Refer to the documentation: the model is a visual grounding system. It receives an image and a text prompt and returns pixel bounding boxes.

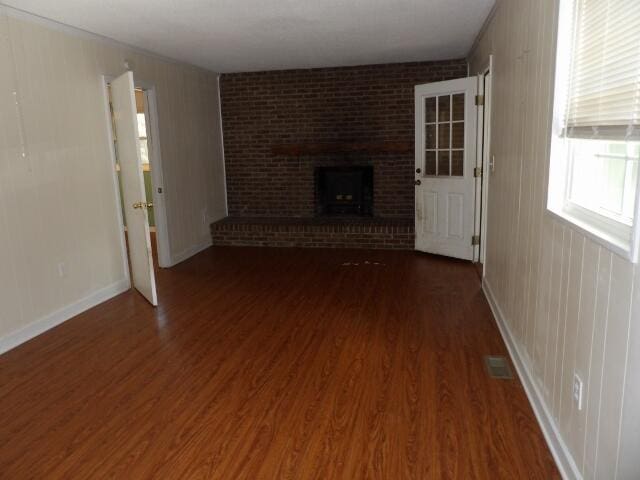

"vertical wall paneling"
[469,0,640,477]
[583,251,612,478]
[553,229,572,418]
[616,269,639,479]
[595,256,633,479]
[559,234,585,436]
[569,239,599,468]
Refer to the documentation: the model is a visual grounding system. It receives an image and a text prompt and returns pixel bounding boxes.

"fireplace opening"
[315,166,373,216]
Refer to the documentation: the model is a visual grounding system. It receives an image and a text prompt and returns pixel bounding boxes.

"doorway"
[104,72,168,305]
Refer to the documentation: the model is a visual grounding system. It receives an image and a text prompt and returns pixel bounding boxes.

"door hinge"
[474,167,482,178]
[472,235,480,246]
[475,94,484,106]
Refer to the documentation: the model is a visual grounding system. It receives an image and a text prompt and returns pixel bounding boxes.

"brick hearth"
[210,217,414,250]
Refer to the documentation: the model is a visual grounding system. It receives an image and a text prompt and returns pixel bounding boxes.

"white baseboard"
[169,238,212,266]
[0,278,130,355]
[482,278,582,480]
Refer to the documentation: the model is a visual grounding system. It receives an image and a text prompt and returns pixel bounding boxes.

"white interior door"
[111,71,157,305]
[414,77,478,260]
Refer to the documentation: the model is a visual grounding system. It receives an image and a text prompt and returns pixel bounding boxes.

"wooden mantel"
[271,141,412,156]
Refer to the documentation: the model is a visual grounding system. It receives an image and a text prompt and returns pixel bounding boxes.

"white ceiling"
[4,0,494,73]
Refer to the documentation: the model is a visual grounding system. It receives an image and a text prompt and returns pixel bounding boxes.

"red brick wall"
[220,60,468,218]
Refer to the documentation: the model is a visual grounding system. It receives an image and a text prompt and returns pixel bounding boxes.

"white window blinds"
[563,0,640,140]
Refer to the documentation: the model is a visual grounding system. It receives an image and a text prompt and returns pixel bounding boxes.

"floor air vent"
[484,355,513,379]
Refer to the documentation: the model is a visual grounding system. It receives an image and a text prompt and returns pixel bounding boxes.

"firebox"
[315,166,373,216]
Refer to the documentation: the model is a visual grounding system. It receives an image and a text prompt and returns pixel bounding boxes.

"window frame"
[547,0,640,263]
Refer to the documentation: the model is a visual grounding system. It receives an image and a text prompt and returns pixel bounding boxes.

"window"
[423,93,465,176]
[137,112,149,165]
[548,0,640,261]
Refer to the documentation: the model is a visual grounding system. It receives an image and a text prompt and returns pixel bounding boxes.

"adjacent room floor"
[0,247,559,479]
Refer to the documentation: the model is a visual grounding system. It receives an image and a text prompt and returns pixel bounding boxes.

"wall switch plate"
[573,373,583,411]
[57,262,66,278]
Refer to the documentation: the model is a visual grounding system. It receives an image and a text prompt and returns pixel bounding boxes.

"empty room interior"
[1,0,639,479]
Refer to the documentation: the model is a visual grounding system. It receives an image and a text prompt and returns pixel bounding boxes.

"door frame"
[473,56,493,272]
[101,74,171,270]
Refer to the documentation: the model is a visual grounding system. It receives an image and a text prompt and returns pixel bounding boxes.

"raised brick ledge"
[210,217,415,250]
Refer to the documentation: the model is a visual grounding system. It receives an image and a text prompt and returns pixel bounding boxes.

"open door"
[111,71,158,305]
[476,63,492,268]
[414,77,478,260]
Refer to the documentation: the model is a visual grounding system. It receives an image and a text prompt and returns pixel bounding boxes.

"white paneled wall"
[0,9,226,349]
[469,1,639,479]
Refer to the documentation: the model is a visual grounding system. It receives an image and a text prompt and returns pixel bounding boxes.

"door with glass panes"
[414,77,477,259]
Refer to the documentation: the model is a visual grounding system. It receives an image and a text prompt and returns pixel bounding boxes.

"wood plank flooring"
[0,247,559,479]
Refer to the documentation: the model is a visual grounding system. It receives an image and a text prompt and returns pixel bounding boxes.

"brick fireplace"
[211,59,468,249]
[315,165,373,216]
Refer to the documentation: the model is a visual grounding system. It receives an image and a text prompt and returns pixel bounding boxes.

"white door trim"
[480,60,492,268]
[473,55,493,272]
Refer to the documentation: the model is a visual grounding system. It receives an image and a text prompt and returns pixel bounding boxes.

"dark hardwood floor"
[0,247,559,479]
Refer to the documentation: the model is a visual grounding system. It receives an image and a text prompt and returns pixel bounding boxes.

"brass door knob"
[414,179,421,186]
[416,167,421,173]
[132,202,153,209]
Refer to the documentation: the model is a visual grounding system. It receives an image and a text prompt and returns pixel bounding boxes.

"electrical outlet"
[201,209,207,225]
[573,373,583,410]
[57,262,66,278]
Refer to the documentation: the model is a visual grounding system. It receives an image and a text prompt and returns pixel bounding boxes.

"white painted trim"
[482,278,583,480]
[631,153,640,263]
[217,74,229,217]
[480,58,492,270]
[101,75,132,290]
[0,279,129,355]
[169,239,212,266]
[547,208,632,262]
[0,3,216,75]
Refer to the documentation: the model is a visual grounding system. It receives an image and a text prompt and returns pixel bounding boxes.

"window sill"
[546,206,637,262]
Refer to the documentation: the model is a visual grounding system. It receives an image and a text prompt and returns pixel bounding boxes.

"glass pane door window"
[424,93,465,176]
